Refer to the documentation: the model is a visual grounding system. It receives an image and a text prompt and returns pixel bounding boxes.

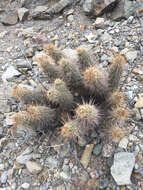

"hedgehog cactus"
[12,44,129,143]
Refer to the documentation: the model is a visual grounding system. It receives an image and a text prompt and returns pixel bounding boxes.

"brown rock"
[80,143,94,168]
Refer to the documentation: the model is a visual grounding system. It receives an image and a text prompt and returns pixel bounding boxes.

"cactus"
[12,44,129,144]
[76,47,92,70]
[60,58,83,89]
[83,66,109,99]
[35,53,62,81]
[75,102,100,129]
[108,54,126,91]
[12,87,48,105]
[46,79,74,111]
[61,120,79,140]
[12,106,57,129]
[109,125,125,143]
[44,43,64,63]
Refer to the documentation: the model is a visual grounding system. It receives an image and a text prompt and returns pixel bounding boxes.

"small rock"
[17,8,29,21]
[111,152,135,185]
[100,32,112,42]
[135,97,143,109]
[129,134,138,142]
[84,30,97,43]
[119,137,129,149]
[2,66,21,82]
[81,144,94,168]
[16,147,33,164]
[94,17,106,29]
[83,0,94,15]
[19,27,34,38]
[5,114,14,126]
[25,47,34,57]
[0,164,4,170]
[125,51,138,61]
[0,31,7,38]
[0,171,8,184]
[60,171,71,181]
[99,178,109,189]
[21,183,30,189]
[102,144,114,157]
[67,15,74,22]
[40,182,50,190]
[46,157,59,169]
[26,161,42,174]
[1,13,18,25]
[93,143,103,156]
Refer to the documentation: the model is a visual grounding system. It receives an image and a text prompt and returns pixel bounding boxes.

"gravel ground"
[0,1,143,190]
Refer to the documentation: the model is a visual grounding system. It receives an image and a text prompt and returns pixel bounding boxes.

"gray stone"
[119,137,128,149]
[93,143,103,156]
[40,182,50,190]
[16,147,33,164]
[32,6,47,17]
[2,66,21,82]
[46,157,59,169]
[109,0,138,20]
[111,152,135,185]
[99,178,109,189]
[0,171,8,184]
[83,0,94,15]
[100,32,112,42]
[17,8,29,21]
[1,13,18,25]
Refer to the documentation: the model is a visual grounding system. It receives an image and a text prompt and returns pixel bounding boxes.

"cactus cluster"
[12,44,129,143]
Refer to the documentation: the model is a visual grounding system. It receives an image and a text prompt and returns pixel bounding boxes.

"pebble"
[99,178,109,189]
[119,137,129,149]
[26,161,42,174]
[60,172,71,181]
[21,183,30,189]
[93,143,103,156]
[0,171,8,184]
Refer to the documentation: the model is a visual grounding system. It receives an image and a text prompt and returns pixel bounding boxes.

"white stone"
[17,8,29,21]
[111,152,135,185]
[2,66,21,82]
[119,137,129,149]
[21,183,30,189]
[125,51,138,61]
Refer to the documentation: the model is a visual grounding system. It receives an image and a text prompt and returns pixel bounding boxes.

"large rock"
[108,0,138,20]
[1,13,18,25]
[83,0,118,16]
[111,152,135,185]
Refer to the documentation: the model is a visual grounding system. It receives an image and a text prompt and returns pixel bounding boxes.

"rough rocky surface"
[0,0,143,189]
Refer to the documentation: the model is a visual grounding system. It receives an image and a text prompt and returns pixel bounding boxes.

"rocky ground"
[0,0,143,190]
